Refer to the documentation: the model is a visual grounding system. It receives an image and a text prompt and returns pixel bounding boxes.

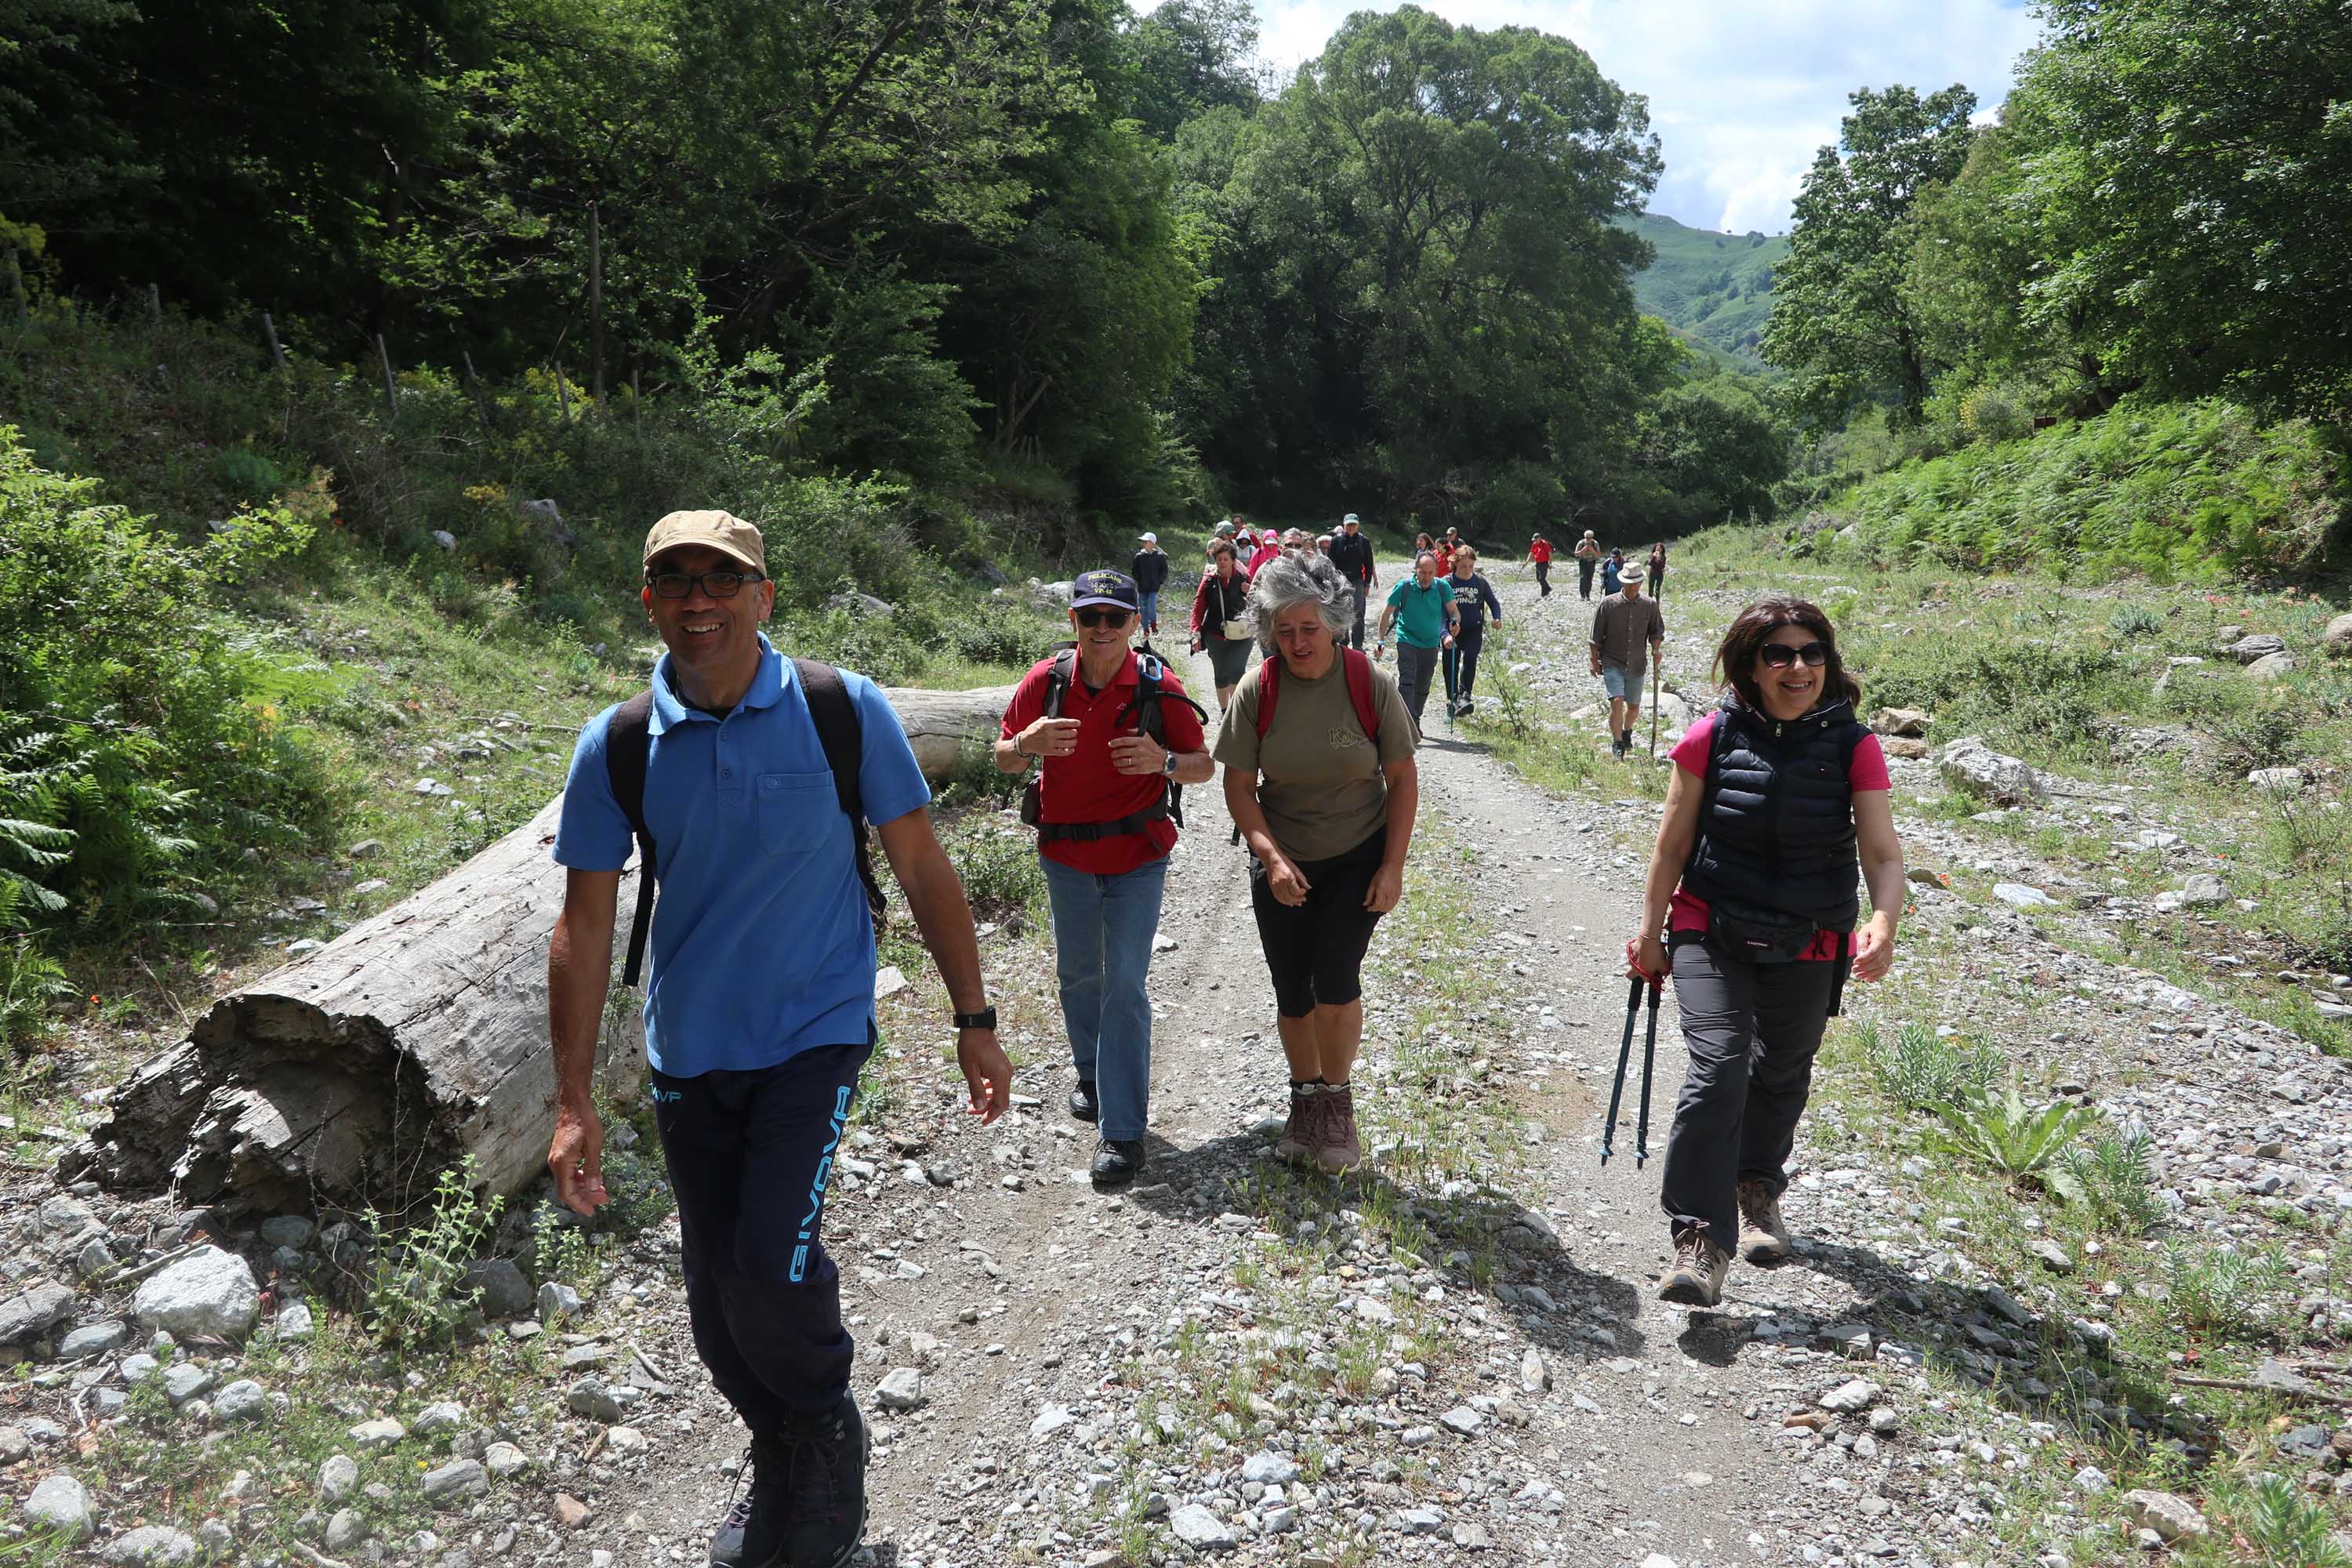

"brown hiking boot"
[1275,1084,1324,1168]
[1737,1179,1791,1264]
[1659,1225,1730,1307]
[1316,1083,1364,1175]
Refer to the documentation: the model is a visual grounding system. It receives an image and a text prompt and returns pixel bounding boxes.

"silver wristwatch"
[1161,750,1178,777]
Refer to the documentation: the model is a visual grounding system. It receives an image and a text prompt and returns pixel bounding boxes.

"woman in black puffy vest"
[1624,596,1906,1308]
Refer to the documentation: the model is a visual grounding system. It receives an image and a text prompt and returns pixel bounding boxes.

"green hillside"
[1623,212,1788,368]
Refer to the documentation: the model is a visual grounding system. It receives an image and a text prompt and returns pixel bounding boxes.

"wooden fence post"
[461,351,493,437]
[261,312,288,372]
[587,201,604,405]
[147,281,162,328]
[376,333,399,422]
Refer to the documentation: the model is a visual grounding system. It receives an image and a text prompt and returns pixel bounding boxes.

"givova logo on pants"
[792,1084,854,1283]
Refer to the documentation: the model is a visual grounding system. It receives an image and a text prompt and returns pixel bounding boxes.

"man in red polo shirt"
[995,570,1214,1185]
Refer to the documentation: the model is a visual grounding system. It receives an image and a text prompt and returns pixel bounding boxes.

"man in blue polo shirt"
[546,509,1012,1568]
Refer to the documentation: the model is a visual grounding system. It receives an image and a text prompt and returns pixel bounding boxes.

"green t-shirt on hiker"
[1385,577,1452,649]
[1214,659,1416,862]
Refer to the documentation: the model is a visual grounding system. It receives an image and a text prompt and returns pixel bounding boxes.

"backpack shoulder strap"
[1254,655,1281,739]
[793,658,887,936]
[1341,648,1381,746]
[603,691,658,987]
[1044,647,1076,719]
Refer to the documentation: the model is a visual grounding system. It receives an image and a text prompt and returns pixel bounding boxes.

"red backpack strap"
[1254,655,1280,740]
[1341,648,1381,746]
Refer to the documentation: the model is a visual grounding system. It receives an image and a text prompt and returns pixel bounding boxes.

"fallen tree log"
[64,683,1015,1217]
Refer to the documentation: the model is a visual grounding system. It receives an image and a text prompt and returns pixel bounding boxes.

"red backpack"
[1254,648,1381,746]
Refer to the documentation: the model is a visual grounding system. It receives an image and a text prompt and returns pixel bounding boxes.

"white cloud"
[1250,0,2044,233]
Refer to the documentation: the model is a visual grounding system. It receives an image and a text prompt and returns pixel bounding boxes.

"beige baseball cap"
[642,510,764,575]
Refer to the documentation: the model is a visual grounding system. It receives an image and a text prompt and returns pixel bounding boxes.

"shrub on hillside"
[1819,397,2343,579]
[0,427,332,940]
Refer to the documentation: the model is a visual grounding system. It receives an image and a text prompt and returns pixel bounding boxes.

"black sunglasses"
[648,569,762,600]
[1759,641,1829,669]
[1075,607,1133,629]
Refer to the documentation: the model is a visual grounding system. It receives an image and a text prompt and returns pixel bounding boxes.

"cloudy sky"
[1250,0,2044,234]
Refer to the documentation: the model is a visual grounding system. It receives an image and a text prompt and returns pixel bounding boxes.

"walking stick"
[1599,972,1663,1166]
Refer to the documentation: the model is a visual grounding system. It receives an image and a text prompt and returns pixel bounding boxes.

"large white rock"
[25,1472,94,1541]
[100,1526,200,1566]
[132,1247,260,1341]
[2122,1489,2209,1541]
[1935,736,2042,805]
[1168,1503,1236,1552]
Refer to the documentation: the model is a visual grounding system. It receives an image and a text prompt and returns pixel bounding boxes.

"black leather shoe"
[782,1395,869,1568]
[707,1430,789,1566]
[1090,1138,1146,1187]
[1069,1080,1098,1123]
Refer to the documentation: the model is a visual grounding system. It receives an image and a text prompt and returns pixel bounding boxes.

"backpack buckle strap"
[1033,797,1172,842]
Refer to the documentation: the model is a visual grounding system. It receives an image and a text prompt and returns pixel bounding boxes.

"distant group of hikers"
[543,506,1904,1568]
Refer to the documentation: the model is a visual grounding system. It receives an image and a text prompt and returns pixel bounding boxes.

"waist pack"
[1706,898,1819,963]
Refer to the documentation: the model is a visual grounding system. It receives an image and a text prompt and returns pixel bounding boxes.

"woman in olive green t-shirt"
[1214,552,1418,1178]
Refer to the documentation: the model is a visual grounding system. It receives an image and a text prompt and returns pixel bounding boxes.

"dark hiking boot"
[1069,1079,1098,1123]
[1091,1138,1146,1187]
[1275,1084,1324,1168]
[1737,1179,1791,1263]
[1316,1084,1364,1175]
[1659,1225,1730,1307]
[708,1430,789,1567]
[782,1394,869,1568]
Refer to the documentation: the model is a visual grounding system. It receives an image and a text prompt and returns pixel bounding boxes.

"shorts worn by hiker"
[1601,664,1635,702]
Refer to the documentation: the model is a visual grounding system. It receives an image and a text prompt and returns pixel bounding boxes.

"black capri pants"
[1207,635,1253,688]
[1250,830,1387,1017]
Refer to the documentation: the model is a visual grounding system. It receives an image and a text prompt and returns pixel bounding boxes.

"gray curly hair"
[1247,550,1354,656]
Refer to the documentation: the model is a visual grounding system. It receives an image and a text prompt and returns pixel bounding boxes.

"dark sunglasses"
[1759,641,1829,669]
[647,569,762,600]
[1075,608,1134,629]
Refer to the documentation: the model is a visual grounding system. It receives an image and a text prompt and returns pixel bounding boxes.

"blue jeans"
[1040,855,1169,1142]
[1139,590,1160,628]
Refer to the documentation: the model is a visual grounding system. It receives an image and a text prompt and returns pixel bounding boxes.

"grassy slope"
[1621,211,1788,368]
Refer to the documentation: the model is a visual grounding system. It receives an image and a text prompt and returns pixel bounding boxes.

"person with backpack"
[1326,513,1377,649]
[1573,530,1602,601]
[1527,533,1553,598]
[1131,532,1170,637]
[547,510,1012,1568]
[995,570,1213,1187]
[1589,561,1663,757]
[1624,596,1904,1307]
[1601,546,1624,597]
[1214,552,1417,1178]
[1439,546,1504,718]
[1374,550,1459,735]
[1189,540,1255,710]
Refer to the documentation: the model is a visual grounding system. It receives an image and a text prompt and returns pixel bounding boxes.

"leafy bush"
[2049,1127,2165,1234]
[0,884,70,1054]
[942,818,1046,927]
[1926,1082,2100,1184]
[1857,1020,2001,1112]
[0,427,335,940]
[208,445,285,501]
[365,1161,503,1347]
[2220,1471,2352,1568]
[1827,397,2343,580]
[2163,1243,2288,1338]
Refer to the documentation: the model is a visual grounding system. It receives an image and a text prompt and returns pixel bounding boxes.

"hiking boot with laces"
[782,1394,869,1568]
[707,1430,789,1567]
[1659,1225,1730,1307]
[1275,1083,1324,1168]
[1069,1078,1098,1123]
[1737,1178,1791,1264]
[1316,1083,1364,1175]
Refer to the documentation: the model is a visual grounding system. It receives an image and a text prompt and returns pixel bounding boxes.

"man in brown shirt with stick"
[1588,561,1663,758]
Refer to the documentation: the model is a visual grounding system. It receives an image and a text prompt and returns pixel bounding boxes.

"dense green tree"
[0,0,143,257]
[1123,0,1260,138]
[1631,375,1791,524]
[2019,0,2352,420]
[1762,85,1976,429]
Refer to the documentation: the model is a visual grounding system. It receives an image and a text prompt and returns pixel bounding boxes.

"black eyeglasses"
[1759,641,1829,669]
[648,569,762,600]
[1075,608,1134,629]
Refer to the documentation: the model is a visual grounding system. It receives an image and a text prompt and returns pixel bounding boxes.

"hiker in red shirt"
[997,570,1214,1187]
[1528,534,1554,597]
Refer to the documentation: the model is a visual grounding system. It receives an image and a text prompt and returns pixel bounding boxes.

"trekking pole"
[1635,974,1662,1167]
[1599,975,1642,1166]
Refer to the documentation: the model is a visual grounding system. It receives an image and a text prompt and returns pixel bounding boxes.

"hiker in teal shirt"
[1374,551,1458,735]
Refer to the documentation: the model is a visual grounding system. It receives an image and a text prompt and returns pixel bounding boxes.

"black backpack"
[1020,644,1210,841]
[604,659,885,988]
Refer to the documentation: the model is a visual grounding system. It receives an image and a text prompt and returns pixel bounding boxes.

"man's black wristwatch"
[953,1007,997,1031]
